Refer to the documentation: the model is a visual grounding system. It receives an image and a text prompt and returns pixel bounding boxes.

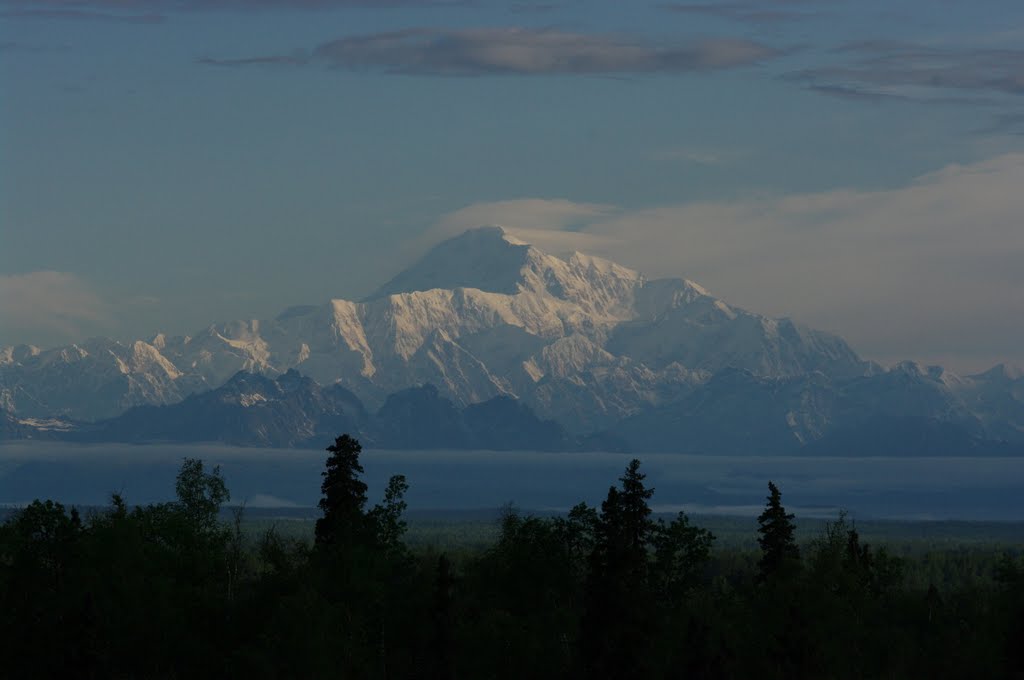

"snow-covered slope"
[0,339,203,421]
[954,364,1024,443]
[2,226,1020,452]
[367,226,534,299]
[611,277,867,378]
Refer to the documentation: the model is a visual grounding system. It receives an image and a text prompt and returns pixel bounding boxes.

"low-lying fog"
[2,444,1022,521]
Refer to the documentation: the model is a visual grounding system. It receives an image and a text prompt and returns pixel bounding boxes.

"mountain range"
[2,226,1022,454]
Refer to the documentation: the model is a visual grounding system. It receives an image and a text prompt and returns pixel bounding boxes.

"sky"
[2,0,1023,373]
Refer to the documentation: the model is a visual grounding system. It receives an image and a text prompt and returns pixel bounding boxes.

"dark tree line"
[1,434,1022,679]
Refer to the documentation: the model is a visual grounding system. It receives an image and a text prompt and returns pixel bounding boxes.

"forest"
[1,434,1022,679]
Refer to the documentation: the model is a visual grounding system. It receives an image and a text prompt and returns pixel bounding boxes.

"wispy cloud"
[200,28,782,76]
[438,198,614,234]
[378,197,619,275]
[509,2,558,13]
[802,82,904,103]
[0,271,114,345]
[439,154,1024,372]
[793,40,1024,99]
[0,0,463,12]
[0,8,165,23]
[427,198,618,255]
[660,1,816,25]
[198,52,309,67]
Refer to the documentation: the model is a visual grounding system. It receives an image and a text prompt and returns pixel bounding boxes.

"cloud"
[315,29,781,75]
[0,0,463,12]
[244,494,302,508]
[198,53,309,67]
[438,154,1024,372]
[407,198,621,263]
[802,82,904,103]
[433,198,617,253]
[0,8,165,23]
[792,41,1024,99]
[660,2,815,25]
[438,198,613,234]
[509,2,557,13]
[202,28,782,76]
[0,271,114,346]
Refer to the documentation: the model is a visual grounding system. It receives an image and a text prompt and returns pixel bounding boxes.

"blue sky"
[2,0,1024,372]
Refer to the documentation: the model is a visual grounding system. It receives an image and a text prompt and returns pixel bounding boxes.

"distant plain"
[2,443,1022,521]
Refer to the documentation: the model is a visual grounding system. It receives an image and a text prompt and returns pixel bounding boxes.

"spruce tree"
[581,459,656,679]
[314,434,370,549]
[757,481,800,581]
[618,458,655,558]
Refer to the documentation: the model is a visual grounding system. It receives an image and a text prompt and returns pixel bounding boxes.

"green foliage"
[0,500,85,676]
[580,459,717,679]
[174,457,230,534]
[1,438,1021,679]
[0,462,239,677]
[553,501,599,580]
[369,474,410,552]
[651,511,716,600]
[459,507,582,679]
[995,553,1024,674]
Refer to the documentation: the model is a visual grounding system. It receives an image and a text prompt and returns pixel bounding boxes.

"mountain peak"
[0,345,42,366]
[364,226,647,307]
[479,224,529,245]
[974,362,1024,382]
[365,226,534,300]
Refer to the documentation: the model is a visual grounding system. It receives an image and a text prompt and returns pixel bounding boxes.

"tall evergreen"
[617,459,655,559]
[592,459,655,589]
[757,481,800,581]
[314,434,370,549]
[581,459,656,679]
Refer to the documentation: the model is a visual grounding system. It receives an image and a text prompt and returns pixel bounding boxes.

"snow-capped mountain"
[613,361,1016,455]
[2,226,1021,453]
[0,339,205,422]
